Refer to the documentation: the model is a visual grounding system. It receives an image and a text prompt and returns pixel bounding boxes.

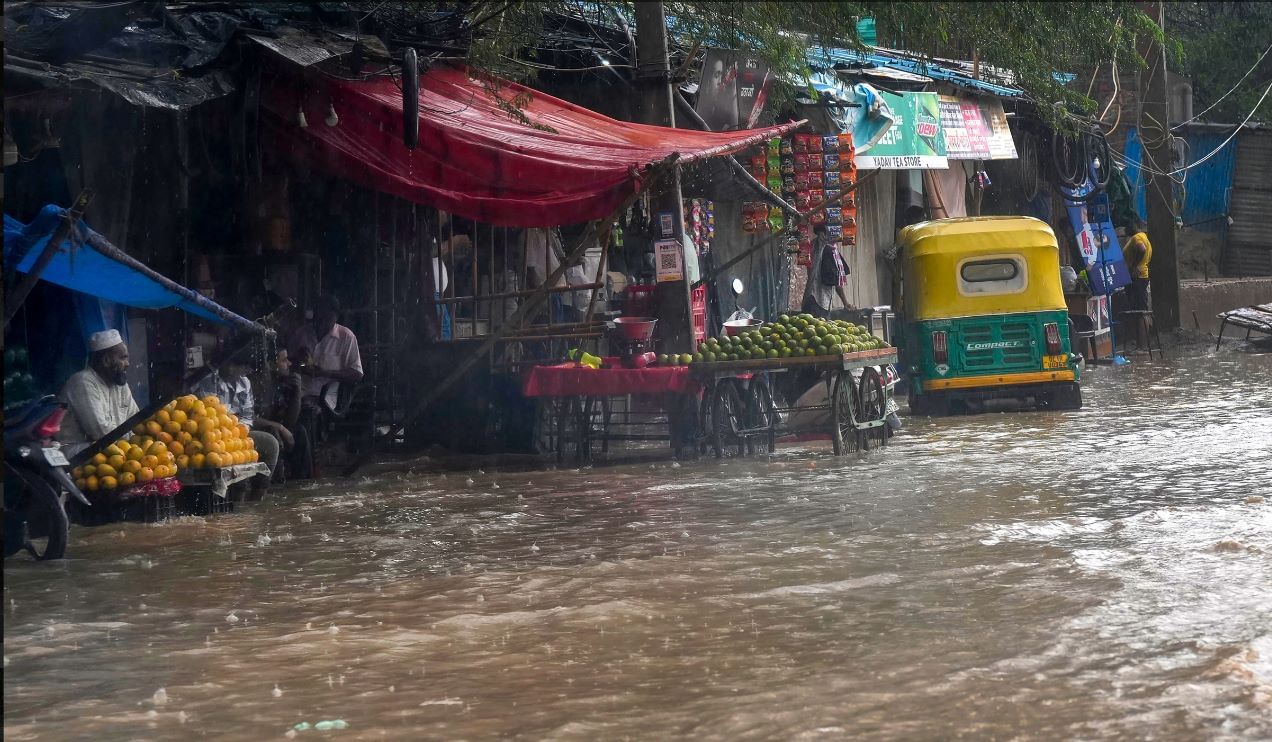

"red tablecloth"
[523,360,699,397]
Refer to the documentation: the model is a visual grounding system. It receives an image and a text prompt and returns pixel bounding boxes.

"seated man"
[289,296,364,470]
[290,295,364,410]
[267,348,311,481]
[57,329,139,458]
[191,346,287,497]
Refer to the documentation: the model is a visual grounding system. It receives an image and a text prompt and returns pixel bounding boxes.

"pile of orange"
[70,394,258,491]
[71,437,176,492]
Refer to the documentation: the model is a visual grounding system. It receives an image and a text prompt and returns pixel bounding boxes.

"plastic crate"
[176,489,236,517]
[73,492,177,526]
[691,284,707,345]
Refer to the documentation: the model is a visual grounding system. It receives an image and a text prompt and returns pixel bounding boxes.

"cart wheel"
[858,367,886,449]
[712,380,746,458]
[747,379,778,454]
[697,383,715,456]
[830,371,861,456]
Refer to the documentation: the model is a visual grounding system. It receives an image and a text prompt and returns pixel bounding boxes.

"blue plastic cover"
[5,205,240,325]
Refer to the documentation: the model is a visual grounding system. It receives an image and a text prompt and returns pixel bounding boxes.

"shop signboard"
[854,91,948,170]
[1065,192,1131,295]
[696,49,773,132]
[938,95,1018,160]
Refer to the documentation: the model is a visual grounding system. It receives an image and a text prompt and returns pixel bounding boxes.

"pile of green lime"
[693,314,887,363]
[656,353,696,366]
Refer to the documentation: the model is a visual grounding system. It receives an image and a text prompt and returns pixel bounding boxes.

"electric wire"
[1172,40,1272,129]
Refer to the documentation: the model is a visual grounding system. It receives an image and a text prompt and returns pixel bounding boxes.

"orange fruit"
[164,421,182,436]
[201,395,219,407]
[123,460,142,475]
[126,446,145,462]
[147,441,168,457]
[177,431,193,445]
[190,453,206,469]
[107,454,126,469]
[154,410,171,424]
[245,437,255,451]
[145,420,163,436]
[177,455,190,469]
[86,475,100,491]
[119,472,137,487]
[171,441,186,456]
[142,455,159,469]
[104,443,124,458]
[197,418,215,435]
[100,475,118,490]
[186,440,203,455]
[248,450,259,463]
[74,478,87,491]
[96,464,117,478]
[83,464,97,477]
[175,396,195,412]
[138,467,154,483]
[170,409,188,424]
[236,423,250,439]
[133,423,147,436]
[206,452,223,468]
[183,420,199,435]
[92,453,108,465]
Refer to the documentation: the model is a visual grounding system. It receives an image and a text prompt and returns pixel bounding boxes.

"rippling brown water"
[5,351,1272,740]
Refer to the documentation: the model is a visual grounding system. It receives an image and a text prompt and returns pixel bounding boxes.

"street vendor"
[56,329,139,458]
[192,346,284,497]
[803,225,854,318]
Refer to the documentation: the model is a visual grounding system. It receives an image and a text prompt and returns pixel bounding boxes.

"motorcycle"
[3,396,89,560]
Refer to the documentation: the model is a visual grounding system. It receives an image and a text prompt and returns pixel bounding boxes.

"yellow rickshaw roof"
[900,216,1058,258]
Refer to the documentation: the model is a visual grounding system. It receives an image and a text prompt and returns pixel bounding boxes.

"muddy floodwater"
[5,351,1272,740]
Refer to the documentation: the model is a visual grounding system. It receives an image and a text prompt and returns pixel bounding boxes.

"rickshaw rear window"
[961,260,1019,282]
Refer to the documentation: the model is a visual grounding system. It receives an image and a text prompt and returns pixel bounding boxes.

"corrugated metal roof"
[808,46,1023,98]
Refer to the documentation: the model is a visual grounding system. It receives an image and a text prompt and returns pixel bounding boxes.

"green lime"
[767,349,779,359]
[658,354,669,365]
[693,353,704,363]
[804,348,816,357]
[779,314,791,323]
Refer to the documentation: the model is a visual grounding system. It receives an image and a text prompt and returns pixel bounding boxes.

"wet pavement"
[5,349,1271,740]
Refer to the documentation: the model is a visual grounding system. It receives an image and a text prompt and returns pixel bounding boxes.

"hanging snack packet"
[825,206,843,225]
[767,137,782,156]
[824,152,840,170]
[822,135,840,153]
[780,138,793,156]
[824,171,841,188]
[768,206,785,232]
[837,132,854,153]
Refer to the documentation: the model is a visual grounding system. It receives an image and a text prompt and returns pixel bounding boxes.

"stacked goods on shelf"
[742,137,786,234]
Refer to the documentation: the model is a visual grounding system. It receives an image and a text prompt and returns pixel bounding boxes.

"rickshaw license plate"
[1043,354,1068,369]
[43,447,69,467]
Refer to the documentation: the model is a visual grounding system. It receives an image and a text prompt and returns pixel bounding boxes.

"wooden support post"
[1137,0,1180,329]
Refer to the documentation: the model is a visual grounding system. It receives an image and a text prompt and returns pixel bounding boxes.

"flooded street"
[5,351,1271,740]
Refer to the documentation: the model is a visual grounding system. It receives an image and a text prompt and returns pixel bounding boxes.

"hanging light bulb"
[325,103,339,127]
[297,106,308,129]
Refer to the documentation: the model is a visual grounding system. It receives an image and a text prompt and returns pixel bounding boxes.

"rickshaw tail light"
[35,408,66,439]
[932,331,949,364]
[1044,323,1062,354]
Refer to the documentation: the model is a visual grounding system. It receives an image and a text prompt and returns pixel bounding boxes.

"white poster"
[654,238,683,282]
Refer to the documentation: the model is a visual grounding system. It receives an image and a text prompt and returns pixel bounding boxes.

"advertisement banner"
[854,91,948,170]
[938,95,1018,160]
[696,49,773,132]
[1065,192,1131,295]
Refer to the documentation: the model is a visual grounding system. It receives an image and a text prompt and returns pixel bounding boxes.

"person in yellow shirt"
[1123,217,1152,310]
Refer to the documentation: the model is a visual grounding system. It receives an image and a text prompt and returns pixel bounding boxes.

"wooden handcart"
[691,348,899,457]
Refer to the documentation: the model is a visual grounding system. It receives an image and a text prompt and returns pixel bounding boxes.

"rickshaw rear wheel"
[746,380,778,454]
[711,381,746,458]
[857,367,886,450]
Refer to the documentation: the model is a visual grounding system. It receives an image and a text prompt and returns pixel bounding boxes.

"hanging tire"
[831,371,861,456]
[712,380,746,458]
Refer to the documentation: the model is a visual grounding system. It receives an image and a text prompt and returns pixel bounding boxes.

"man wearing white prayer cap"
[56,329,140,457]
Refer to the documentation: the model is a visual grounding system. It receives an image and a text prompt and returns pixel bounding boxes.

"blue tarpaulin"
[5,205,261,330]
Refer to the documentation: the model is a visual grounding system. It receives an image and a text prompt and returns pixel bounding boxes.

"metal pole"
[1137,0,1180,329]
[635,0,694,355]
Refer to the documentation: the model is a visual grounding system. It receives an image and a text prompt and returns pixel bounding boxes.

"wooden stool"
[1117,310,1164,360]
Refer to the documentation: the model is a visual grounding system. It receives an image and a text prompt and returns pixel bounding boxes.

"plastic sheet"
[262,62,804,227]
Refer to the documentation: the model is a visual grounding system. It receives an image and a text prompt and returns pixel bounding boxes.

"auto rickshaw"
[897,216,1082,415]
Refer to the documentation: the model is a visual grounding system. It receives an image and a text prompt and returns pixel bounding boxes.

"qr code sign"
[659,251,678,270]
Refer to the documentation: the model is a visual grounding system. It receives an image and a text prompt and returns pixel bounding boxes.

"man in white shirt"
[290,295,364,408]
[57,329,140,458]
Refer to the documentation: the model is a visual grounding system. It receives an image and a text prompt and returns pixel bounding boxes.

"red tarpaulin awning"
[261,62,802,227]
